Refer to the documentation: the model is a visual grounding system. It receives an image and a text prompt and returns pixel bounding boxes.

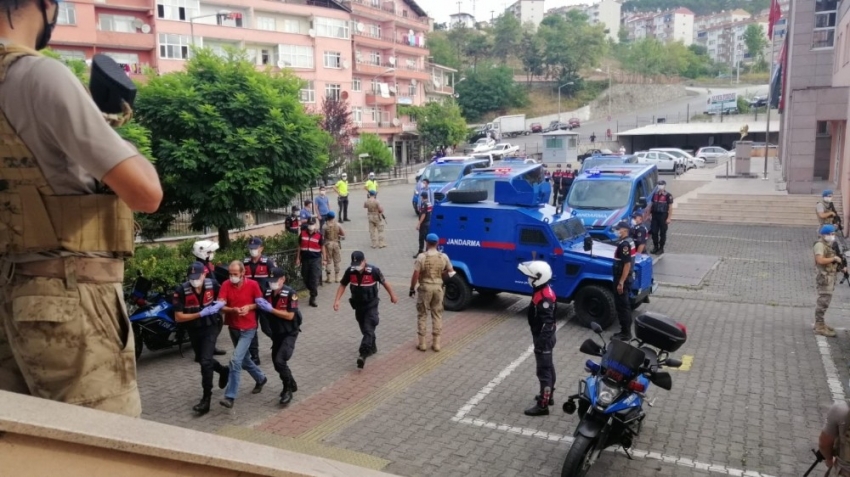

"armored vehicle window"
[644,171,657,191]
[456,177,496,199]
[634,181,646,209]
[519,227,549,246]
[567,180,632,210]
[521,168,544,186]
[422,164,464,183]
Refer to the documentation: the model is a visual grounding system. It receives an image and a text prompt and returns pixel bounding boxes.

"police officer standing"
[365,190,386,249]
[333,251,399,369]
[322,211,345,284]
[551,164,564,206]
[173,262,228,415]
[561,164,575,203]
[0,4,162,416]
[334,172,351,222]
[364,172,378,197]
[518,261,557,416]
[244,237,277,364]
[255,268,302,405]
[630,211,649,254]
[409,233,455,352]
[813,224,844,338]
[295,217,325,307]
[649,180,674,254]
[415,191,432,258]
[612,220,636,340]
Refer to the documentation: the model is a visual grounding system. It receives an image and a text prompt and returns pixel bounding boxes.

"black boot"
[524,387,551,416]
[193,394,211,415]
[658,247,665,254]
[534,389,555,407]
[650,246,660,254]
[290,377,298,393]
[357,354,366,369]
[251,355,261,366]
[280,381,293,405]
[309,297,318,308]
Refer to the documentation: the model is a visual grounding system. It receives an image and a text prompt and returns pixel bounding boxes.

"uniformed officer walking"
[191,240,226,357]
[244,237,277,364]
[322,211,345,283]
[255,268,302,405]
[630,211,649,254]
[364,172,378,197]
[173,262,228,415]
[295,217,325,307]
[415,191,432,258]
[818,399,850,474]
[285,206,301,234]
[409,234,455,352]
[333,251,399,369]
[612,220,636,340]
[814,224,844,338]
[365,190,386,248]
[552,165,564,206]
[518,261,557,416]
[0,7,163,417]
[334,172,351,222]
[649,180,674,254]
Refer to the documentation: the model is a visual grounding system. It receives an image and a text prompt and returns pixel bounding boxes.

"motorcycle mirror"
[664,358,683,368]
[583,236,593,252]
[650,371,673,390]
[590,322,603,334]
[579,338,603,356]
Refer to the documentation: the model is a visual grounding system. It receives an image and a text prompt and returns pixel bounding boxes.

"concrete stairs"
[673,192,844,227]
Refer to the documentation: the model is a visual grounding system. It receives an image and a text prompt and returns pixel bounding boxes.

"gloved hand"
[201,301,225,316]
[409,288,416,298]
[255,298,274,313]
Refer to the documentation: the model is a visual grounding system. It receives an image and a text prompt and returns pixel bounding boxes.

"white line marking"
[451,320,779,477]
[816,334,846,403]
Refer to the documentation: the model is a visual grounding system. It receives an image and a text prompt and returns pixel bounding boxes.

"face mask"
[190,279,203,288]
[320,190,326,195]
[826,235,836,243]
[631,219,637,226]
[825,197,833,203]
[35,0,59,51]
[249,249,260,258]
[230,276,242,285]
[269,281,282,291]
[208,253,215,261]
[658,185,666,191]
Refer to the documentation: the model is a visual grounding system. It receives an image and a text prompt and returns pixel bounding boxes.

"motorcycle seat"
[640,347,658,371]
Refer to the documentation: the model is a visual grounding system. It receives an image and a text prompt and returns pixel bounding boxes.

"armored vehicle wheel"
[447,189,488,204]
[444,273,473,311]
[573,285,616,329]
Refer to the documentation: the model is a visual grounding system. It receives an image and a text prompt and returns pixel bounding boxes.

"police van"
[579,154,639,174]
[432,165,656,328]
[412,157,491,213]
[564,164,659,242]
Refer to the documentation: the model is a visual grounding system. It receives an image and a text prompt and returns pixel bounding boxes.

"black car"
[748,96,767,108]
[577,149,614,163]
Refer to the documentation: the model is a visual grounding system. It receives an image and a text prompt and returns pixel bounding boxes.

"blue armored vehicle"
[432,164,656,328]
[412,156,491,213]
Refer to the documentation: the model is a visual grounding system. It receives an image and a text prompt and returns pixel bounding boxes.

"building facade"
[506,0,545,29]
[548,0,622,42]
[623,8,694,45]
[449,12,475,29]
[425,63,457,103]
[695,18,769,65]
[693,9,751,33]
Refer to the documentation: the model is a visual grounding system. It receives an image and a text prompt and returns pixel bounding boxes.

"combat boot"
[524,387,551,416]
[279,382,293,405]
[534,389,555,407]
[193,394,211,415]
[333,273,339,283]
[814,323,837,337]
[417,335,427,351]
[309,296,317,307]
[432,335,441,352]
[325,272,331,284]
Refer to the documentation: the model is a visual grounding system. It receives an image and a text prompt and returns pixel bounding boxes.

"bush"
[125,232,302,291]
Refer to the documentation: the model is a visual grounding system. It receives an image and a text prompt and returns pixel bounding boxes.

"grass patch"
[501,80,608,119]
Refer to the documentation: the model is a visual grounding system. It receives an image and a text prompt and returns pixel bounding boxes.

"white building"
[425,63,458,103]
[548,0,622,42]
[695,19,769,66]
[693,9,751,34]
[449,12,475,29]
[624,8,695,45]
[506,0,545,29]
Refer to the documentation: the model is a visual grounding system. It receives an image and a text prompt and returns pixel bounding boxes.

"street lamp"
[595,66,612,121]
[190,10,233,48]
[557,82,574,123]
[370,67,395,133]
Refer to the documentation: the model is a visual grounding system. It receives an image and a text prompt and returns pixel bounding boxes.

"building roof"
[450,12,475,19]
[403,0,427,18]
[616,121,781,136]
[428,62,458,72]
[542,129,580,136]
[672,7,695,16]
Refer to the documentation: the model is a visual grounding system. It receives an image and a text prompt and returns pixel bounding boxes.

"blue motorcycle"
[561,312,687,477]
[126,274,187,360]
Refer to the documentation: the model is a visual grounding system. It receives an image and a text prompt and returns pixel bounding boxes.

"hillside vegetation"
[622,0,770,16]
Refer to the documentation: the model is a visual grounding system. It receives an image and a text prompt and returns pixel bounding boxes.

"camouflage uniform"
[0,45,141,416]
[365,197,385,248]
[414,250,450,352]
[814,239,838,337]
[322,220,343,283]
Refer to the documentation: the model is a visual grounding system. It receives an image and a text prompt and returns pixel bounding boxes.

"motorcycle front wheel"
[561,434,599,477]
[132,323,143,360]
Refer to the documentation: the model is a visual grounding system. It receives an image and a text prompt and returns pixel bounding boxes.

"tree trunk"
[218,226,230,249]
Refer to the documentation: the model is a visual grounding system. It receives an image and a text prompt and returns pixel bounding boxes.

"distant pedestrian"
[590,133,596,144]
[300,199,314,221]
[334,173,351,222]
[315,186,331,228]
[552,164,564,206]
[364,172,378,198]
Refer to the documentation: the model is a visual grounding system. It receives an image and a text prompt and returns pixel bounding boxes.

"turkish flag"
[768,0,782,39]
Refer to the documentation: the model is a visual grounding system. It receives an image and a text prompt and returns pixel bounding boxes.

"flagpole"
[763,32,776,181]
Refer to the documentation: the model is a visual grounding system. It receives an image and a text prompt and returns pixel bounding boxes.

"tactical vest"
[286,215,300,231]
[299,230,322,253]
[528,285,556,331]
[244,256,271,279]
[366,199,381,215]
[0,44,135,256]
[419,201,432,224]
[420,252,445,285]
[324,222,340,242]
[264,285,302,333]
[347,265,380,306]
[613,238,636,279]
[651,192,671,215]
[816,239,838,274]
[181,278,216,328]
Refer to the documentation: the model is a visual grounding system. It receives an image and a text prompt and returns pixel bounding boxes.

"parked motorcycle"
[560,312,687,477]
[126,273,187,360]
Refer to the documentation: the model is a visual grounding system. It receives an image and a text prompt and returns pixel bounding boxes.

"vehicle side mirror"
[637,197,647,208]
[664,358,682,368]
[650,371,673,390]
[583,236,593,252]
[579,338,603,356]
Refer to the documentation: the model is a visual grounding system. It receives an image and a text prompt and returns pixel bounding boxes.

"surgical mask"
[230,276,242,285]
[190,279,203,288]
[658,185,666,191]
[249,249,260,258]
[631,219,637,226]
[825,197,833,203]
[825,235,836,243]
[35,0,59,51]
[320,190,326,195]
[269,281,282,291]
[208,253,215,261]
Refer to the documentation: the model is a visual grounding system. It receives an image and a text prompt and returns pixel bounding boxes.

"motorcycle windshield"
[600,339,646,384]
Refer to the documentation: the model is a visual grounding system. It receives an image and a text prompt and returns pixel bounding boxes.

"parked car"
[634,150,686,174]
[695,146,732,163]
[650,148,705,170]
[489,143,520,158]
[577,149,614,163]
[748,96,768,108]
[530,122,543,133]
[545,120,572,132]
[472,137,496,153]
[567,117,581,129]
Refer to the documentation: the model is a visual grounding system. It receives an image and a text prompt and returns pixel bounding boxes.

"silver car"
[695,146,731,163]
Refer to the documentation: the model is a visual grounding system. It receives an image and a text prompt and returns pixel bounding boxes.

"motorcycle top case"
[601,339,646,383]
[635,312,687,352]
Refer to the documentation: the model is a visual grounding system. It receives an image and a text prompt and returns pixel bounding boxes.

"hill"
[621,0,770,16]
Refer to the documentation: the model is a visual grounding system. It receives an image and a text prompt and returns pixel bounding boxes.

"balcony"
[353,31,395,49]
[360,120,402,135]
[366,92,396,105]
[394,65,429,81]
[96,30,156,50]
[392,36,427,54]
[95,0,152,12]
[343,0,430,29]
[424,82,454,96]
[354,61,396,76]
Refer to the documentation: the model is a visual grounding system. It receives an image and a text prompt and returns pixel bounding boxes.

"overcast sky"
[421,0,585,24]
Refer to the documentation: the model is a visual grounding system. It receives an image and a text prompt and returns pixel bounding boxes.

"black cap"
[188,261,206,280]
[269,267,286,279]
[351,251,365,266]
[658,180,667,185]
[631,210,643,218]
[613,220,631,230]
[248,237,263,249]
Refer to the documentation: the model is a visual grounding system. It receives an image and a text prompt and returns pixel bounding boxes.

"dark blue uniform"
[417,199,432,255]
[243,256,277,363]
[529,285,557,404]
[173,279,227,397]
[630,223,648,253]
[340,264,385,357]
[613,237,636,336]
[650,190,674,252]
[259,285,302,401]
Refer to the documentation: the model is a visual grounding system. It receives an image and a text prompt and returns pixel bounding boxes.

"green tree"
[401,102,468,151]
[133,48,328,247]
[455,63,526,120]
[537,14,606,96]
[491,13,522,63]
[622,0,769,16]
[426,31,461,69]
[519,29,545,83]
[617,27,630,44]
[353,133,394,174]
[447,25,474,64]
[743,23,768,64]
[464,32,493,69]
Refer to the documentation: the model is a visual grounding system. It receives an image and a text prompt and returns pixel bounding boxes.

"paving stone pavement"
[136,182,846,477]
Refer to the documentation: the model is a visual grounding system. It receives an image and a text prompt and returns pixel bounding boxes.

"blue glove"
[199,306,215,318]
[255,298,274,313]
[207,301,225,314]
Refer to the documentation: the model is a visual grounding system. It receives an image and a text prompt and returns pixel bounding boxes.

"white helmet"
[368,172,375,179]
[192,239,220,261]
[517,261,553,288]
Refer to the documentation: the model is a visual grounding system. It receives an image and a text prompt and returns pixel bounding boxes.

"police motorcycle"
[125,272,186,360]
[560,312,687,477]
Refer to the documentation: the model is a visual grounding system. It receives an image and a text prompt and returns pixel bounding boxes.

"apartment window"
[323,51,342,68]
[315,17,349,39]
[98,14,137,32]
[408,83,416,96]
[325,83,341,101]
[57,3,76,25]
[369,51,381,66]
[282,18,301,33]
[159,33,190,59]
[278,45,314,68]
[352,107,363,123]
[156,0,199,22]
[300,80,315,103]
[104,52,140,65]
[352,78,362,92]
[216,12,243,27]
[369,24,381,38]
[256,16,276,31]
[207,43,233,58]
[371,79,379,93]
[813,0,838,49]
[53,49,86,61]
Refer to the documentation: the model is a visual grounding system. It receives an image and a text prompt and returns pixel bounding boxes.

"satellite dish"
[355,52,363,61]
[392,118,401,126]
[308,29,316,37]
[357,22,364,32]
[341,91,349,99]
[408,29,414,35]
[388,56,396,65]
[411,79,418,86]
[388,86,397,94]
[132,18,144,29]
[277,59,286,68]
[342,60,350,69]
[141,24,151,34]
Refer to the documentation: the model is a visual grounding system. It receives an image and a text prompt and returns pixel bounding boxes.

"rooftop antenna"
[456,0,461,13]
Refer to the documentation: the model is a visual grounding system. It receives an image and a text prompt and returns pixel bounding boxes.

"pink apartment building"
[49,0,434,165]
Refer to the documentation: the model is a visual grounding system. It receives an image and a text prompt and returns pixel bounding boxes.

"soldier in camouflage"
[322,211,345,283]
[364,190,386,249]
[409,233,455,352]
[814,224,844,338]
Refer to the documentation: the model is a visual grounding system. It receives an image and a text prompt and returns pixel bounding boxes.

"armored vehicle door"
[515,225,559,282]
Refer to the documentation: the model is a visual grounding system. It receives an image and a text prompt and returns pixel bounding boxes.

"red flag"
[778,33,788,112]
[768,0,781,39]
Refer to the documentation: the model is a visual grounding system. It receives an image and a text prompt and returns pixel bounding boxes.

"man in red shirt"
[217,260,267,409]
